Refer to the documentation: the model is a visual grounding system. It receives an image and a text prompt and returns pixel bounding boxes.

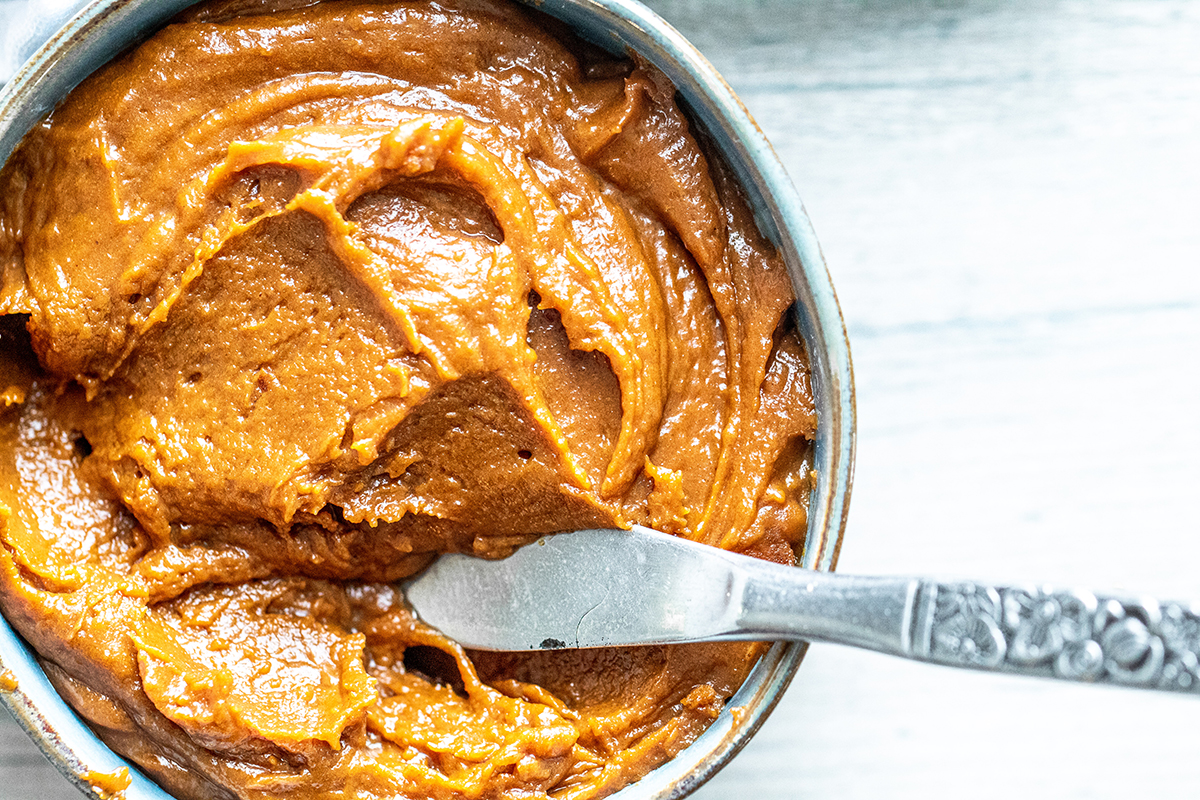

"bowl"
[0,1,855,797]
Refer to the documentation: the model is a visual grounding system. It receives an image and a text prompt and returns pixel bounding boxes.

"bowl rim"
[0,1,856,798]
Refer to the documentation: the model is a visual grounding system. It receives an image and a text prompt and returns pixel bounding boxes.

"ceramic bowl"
[0,1,855,797]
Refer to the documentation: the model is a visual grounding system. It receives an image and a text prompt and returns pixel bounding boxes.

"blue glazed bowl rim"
[0,1,856,798]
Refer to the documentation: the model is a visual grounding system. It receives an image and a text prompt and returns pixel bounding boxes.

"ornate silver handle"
[911,582,1200,691]
[737,573,1200,693]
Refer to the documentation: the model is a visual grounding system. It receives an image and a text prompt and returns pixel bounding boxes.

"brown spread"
[0,1,817,798]
[85,767,133,799]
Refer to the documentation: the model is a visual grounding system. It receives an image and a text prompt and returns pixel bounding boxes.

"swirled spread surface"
[0,1,816,798]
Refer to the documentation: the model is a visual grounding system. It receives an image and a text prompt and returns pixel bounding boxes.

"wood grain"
[2,0,1199,797]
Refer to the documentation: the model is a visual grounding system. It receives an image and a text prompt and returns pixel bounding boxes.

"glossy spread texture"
[0,1,817,798]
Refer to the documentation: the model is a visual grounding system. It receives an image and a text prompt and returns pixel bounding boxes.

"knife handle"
[736,569,1200,693]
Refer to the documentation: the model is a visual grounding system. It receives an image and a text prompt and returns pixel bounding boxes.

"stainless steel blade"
[401,525,750,650]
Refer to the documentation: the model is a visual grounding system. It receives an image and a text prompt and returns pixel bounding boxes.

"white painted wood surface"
[2,0,1199,797]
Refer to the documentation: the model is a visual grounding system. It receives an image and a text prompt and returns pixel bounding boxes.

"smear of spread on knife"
[0,1,816,797]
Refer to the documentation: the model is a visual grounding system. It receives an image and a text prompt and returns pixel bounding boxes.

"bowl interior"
[0,1,854,798]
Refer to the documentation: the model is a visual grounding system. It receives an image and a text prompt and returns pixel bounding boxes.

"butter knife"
[402,525,1200,694]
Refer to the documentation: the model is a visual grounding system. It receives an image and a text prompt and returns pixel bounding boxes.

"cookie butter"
[0,1,817,798]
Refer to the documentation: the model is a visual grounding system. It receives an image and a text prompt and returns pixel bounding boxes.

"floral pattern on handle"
[916,584,1200,692]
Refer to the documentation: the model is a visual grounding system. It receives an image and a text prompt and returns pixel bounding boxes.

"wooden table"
[2,0,1198,797]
